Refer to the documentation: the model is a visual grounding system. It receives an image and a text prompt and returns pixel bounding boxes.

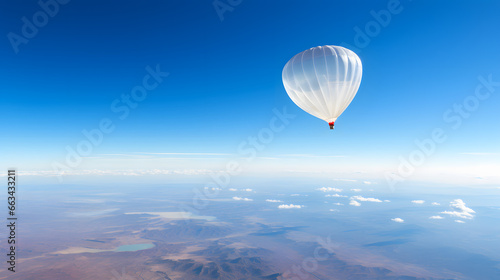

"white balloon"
[282,45,362,129]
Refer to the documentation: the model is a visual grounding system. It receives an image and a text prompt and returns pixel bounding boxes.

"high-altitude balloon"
[282,45,362,129]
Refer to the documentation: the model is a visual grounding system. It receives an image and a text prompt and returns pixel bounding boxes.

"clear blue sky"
[1,0,499,185]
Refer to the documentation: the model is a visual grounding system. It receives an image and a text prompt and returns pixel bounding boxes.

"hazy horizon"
[1,0,499,279]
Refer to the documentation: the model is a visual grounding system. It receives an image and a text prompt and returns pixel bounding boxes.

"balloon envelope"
[282,45,362,129]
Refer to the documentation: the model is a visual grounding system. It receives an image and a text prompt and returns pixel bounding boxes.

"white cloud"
[455,220,466,223]
[317,187,342,192]
[384,200,391,202]
[329,209,339,212]
[391,218,404,223]
[429,216,444,219]
[332,202,344,206]
[442,210,471,219]
[351,188,362,192]
[241,188,253,192]
[363,181,374,185]
[325,194,347,198]
[228,188,237,191]
[349,200,361,207]
[431,202,440,206]
[351,196,382,202]
[266,199,283,203]
[232,197,253,201]
[441,199,475,219]
[412,200,425,204]
[278,204,303,209]
[205,187,221,191]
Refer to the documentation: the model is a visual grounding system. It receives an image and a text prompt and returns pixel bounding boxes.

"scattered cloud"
[325,194,348,198]
[391,218,404,223]
[266,199,283,203]
[429,216,444,219]
[351,196,382,202]
[205,187,221,191]
[441,199,475,219]
[317,187,342,192]
[228,188,237,191]
[332,202,344,206]
[329,209,339,212]
[232,197,253,201]
[455,220,466,223]
[291,194,308,197]
[351,188,362,192]
[412,200,425,204]
[431,202,440,206]
[278,204,303,209]
[241,188,253,192]
[384,200,391,203]
[349,200,361,207]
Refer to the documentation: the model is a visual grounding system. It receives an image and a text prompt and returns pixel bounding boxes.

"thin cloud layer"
[266,199,283,203]
[429,216,444,219]
[351,196,382,202]
[412,200,425,204]
[204,187,221,191]
[278,204,303,209]
[351,189,362,192]
[332,178,357,182]
[318,187,342,192]
[232,197,253,201]
[325,194,348,198]
[17,169,215,177]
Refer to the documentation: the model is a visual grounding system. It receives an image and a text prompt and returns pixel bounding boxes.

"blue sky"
[1,0,499,186]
